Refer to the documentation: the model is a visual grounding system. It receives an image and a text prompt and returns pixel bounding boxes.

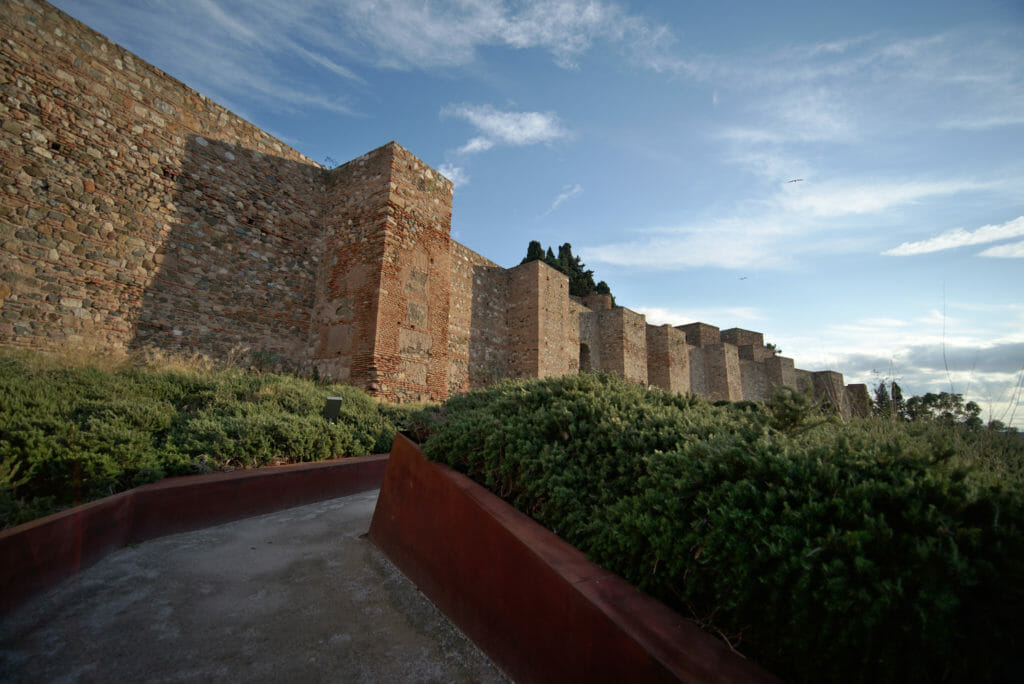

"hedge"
[420,372,1024,683]
[0,349,405,528]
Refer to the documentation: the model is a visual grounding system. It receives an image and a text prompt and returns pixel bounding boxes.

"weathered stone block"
[678,322,720,347]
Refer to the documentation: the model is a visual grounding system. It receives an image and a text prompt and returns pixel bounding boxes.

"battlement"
[0,0,865,414]
[677,322,720,347]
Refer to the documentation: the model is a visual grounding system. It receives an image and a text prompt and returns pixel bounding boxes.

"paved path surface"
[0,490,507,683]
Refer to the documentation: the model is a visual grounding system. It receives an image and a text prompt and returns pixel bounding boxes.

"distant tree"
[872,383,987,430]
[986,419,1016,433]
[522,240,545,264]
[873,381,907,421]
[555,243,596,297]
[905,392,983,429]
[765,342,782,356]
[593,280,616,306]
[521,240,608,299]
[556,243,574,271]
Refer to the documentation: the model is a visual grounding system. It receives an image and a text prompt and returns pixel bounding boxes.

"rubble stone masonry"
[0,1,866,414]
[645,324,689,394]
[507,260,578,380]
[449,242,510,393]
[593,307,647,385]
[1,0,324,364]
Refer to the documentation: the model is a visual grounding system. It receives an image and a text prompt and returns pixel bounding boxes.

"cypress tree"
[521,241,609,299]
[521,240,545,264]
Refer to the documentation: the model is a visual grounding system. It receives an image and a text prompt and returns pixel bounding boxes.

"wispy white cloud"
[583,219,794,270]
[195,0,259,42]
[54,0,364,120]
[726,149,812,184]
[331,0,674,70]
[859,317,912,328]
[285,42,365,84]
[943,114,1024,130]
[498,0,628,67]
[711,28,1024,179]
[646,28,1024,269]
[457,137,496,155]
[636,305,766,328]
[545,184,583,214]
[582,172,1003,270]
[780,179,990,218]
[438,164,470,187]
[885,216,1024,255]
[979,239,1024,258]
[443,104,570,153]
[796,310,1023,365]
[758,87,857,144]
[56,0,677,128]
[718,127,786,146]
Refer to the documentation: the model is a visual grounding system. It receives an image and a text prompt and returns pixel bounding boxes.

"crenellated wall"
[588,307,647,385]
[0,1,867,414]
[739,359,770,401]
[507,260,578,380]
[645,324,689,393]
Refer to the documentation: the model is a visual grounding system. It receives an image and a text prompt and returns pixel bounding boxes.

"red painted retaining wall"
[369,435,779,683]
[0,454,388,614]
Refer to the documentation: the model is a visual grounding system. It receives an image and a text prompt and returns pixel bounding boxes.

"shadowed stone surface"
[0,490,506,683]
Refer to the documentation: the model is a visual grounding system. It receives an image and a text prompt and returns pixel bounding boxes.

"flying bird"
[787,178,804,183]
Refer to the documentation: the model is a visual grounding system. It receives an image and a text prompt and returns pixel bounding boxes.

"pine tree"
[873,381,907,420]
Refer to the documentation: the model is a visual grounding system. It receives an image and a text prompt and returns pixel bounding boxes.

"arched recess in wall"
[580,343,593,372]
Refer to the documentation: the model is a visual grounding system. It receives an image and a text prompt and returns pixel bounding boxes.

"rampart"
[0,0,869,414]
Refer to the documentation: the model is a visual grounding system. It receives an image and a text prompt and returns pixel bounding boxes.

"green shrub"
[0,349,399,529]
[422,373,1024,683]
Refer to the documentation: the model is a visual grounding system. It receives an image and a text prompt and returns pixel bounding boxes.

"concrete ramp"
[0,490,506,682]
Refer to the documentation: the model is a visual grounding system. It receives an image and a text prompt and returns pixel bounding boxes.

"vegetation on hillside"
[5,343,1022,681]
[413,373,1024,684]
[521,240,614,301]
[0,348,411,529]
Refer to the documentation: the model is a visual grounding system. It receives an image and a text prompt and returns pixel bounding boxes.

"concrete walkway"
[0,490,507,683]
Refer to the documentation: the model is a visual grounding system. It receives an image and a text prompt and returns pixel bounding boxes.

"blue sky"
[53,0,1024,425]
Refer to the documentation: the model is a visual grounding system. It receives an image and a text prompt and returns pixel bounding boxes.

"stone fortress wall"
[0,0,869,415]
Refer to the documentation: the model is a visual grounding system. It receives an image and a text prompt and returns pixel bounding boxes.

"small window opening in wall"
[162,168,179,180]
[580,343,592,371]
[49,141,62,152]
